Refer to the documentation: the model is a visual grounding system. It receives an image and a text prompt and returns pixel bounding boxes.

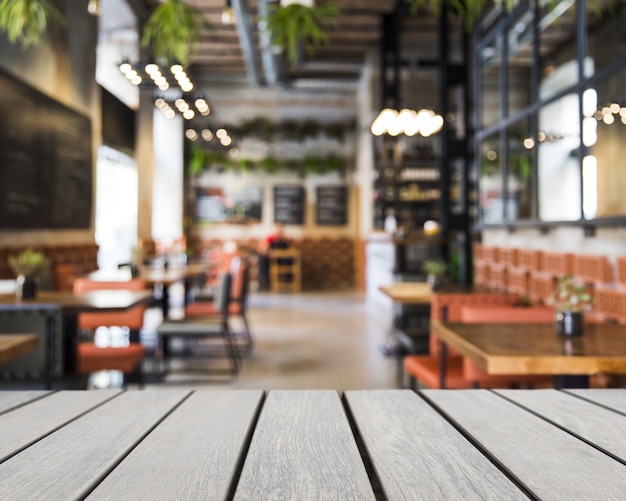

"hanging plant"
[0,0,63,48]
[141,0,212,66]
[263,1,341,68]
[259,156,280,174]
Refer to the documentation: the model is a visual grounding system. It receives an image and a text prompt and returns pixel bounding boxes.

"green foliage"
[0,0,63,48]
[141,0,212,66]
[259,156,280,174]
[8,249,49,277]
[233,116,352,143]
[189,145,347,177]
[548,275,594,313]
[423,259,447,276]
[263,1,341,68]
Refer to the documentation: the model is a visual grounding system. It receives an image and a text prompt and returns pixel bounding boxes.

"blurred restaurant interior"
[1,0,626,391]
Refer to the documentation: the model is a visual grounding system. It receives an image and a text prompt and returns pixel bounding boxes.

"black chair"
[0,304,62,389]
[157,272,239,379]
[185,257,254,356]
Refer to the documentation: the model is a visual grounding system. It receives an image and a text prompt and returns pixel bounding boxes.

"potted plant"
[141,0,212,66]
[548,275,593,336]
[0,0,63,48]
[423,259,447,291]
[263,0,341,68]
[8,249,50,300]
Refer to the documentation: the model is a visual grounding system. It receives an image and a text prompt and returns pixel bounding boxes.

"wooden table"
[0,290,154,375]
[0,334,38,364]
[432,320,626,388]
[379,282,433,304]
[88,263,209,318]
[0,389,625,499]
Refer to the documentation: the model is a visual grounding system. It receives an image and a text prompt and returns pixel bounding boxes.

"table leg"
[161,283,170,319]
[554,375,589,388]
[62,313,78,374]
[439,340,447,389]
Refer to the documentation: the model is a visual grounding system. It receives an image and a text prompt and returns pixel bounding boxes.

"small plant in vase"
[423,259,447,291]
[8,249,50,300]
[548,275,593,336]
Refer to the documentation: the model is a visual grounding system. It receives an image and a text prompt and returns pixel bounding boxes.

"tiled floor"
[145,290,398,390]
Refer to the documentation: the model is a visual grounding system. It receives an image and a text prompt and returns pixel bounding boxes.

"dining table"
[88,262,210,318]
[432,320,626,388]
[0,388,624,499]
[0,290,154,378]
[0,334,38,364]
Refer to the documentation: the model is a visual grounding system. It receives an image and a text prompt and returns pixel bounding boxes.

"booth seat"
[404,293,558,389]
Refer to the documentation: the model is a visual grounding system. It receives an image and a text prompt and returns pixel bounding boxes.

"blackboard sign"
[0,69,93,229]
[273,185,305,224]
[316,185,348,226]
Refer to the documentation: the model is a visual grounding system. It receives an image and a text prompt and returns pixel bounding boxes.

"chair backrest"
[430,292,519,356]
[214,272,232,320]
[73,278,148,330]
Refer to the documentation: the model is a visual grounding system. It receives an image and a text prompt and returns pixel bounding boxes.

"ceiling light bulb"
[221,7,235,25]
[201,129,213,141]
[131,76,142,86]
[170,64,183,75]
[183,110,195,120]
[119,62,132,74]
[155,98,166,108]
[216,128,227,139]
[221,136,232,146]
[87,0,101,16]
[370,108,398,136]
[145,63,159,75]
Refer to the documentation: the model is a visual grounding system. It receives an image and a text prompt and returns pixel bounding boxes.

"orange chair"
[72,278,149,386]
[185,257,253,355]
[404,292,518,390]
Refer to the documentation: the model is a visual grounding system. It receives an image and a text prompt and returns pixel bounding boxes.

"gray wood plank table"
[0,389,625,500]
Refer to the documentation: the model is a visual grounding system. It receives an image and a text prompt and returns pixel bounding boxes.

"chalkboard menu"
[0,69,93,229]
[273,185,305,224]
[316,185,348,226]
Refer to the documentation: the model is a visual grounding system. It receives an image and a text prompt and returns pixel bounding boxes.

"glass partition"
[479,134,504,223]
[481,36,502,127]
[586,2,626,75]
[507,118,533,220]
[475,0,626,225]
[583,67,626,218]
[538,94,581,221]
[538,0,577,100]
[507,9,534,116]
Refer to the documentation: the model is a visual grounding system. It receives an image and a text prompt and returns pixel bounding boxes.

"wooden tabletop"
[0,389,625,499]
[88,263,209,286]
[0,290,154,315]
[379,282,433,304]
[0,334,38,364]
[432,320,626,375]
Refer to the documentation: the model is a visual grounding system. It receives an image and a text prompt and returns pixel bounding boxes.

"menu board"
[0,69,92,229]
[316,185,348,226]
[273,185,305,224]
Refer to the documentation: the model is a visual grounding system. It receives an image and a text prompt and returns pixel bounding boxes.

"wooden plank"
[0,390,190,500]
[0,391,51,414]
[565,389,626,414]
[0,334,38,364]
[0,390,121,462]
[88,390,264,500]
[234,390,375,500]
[345,390,527,500]
[495,389,626,462]
[423,390,626,499]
